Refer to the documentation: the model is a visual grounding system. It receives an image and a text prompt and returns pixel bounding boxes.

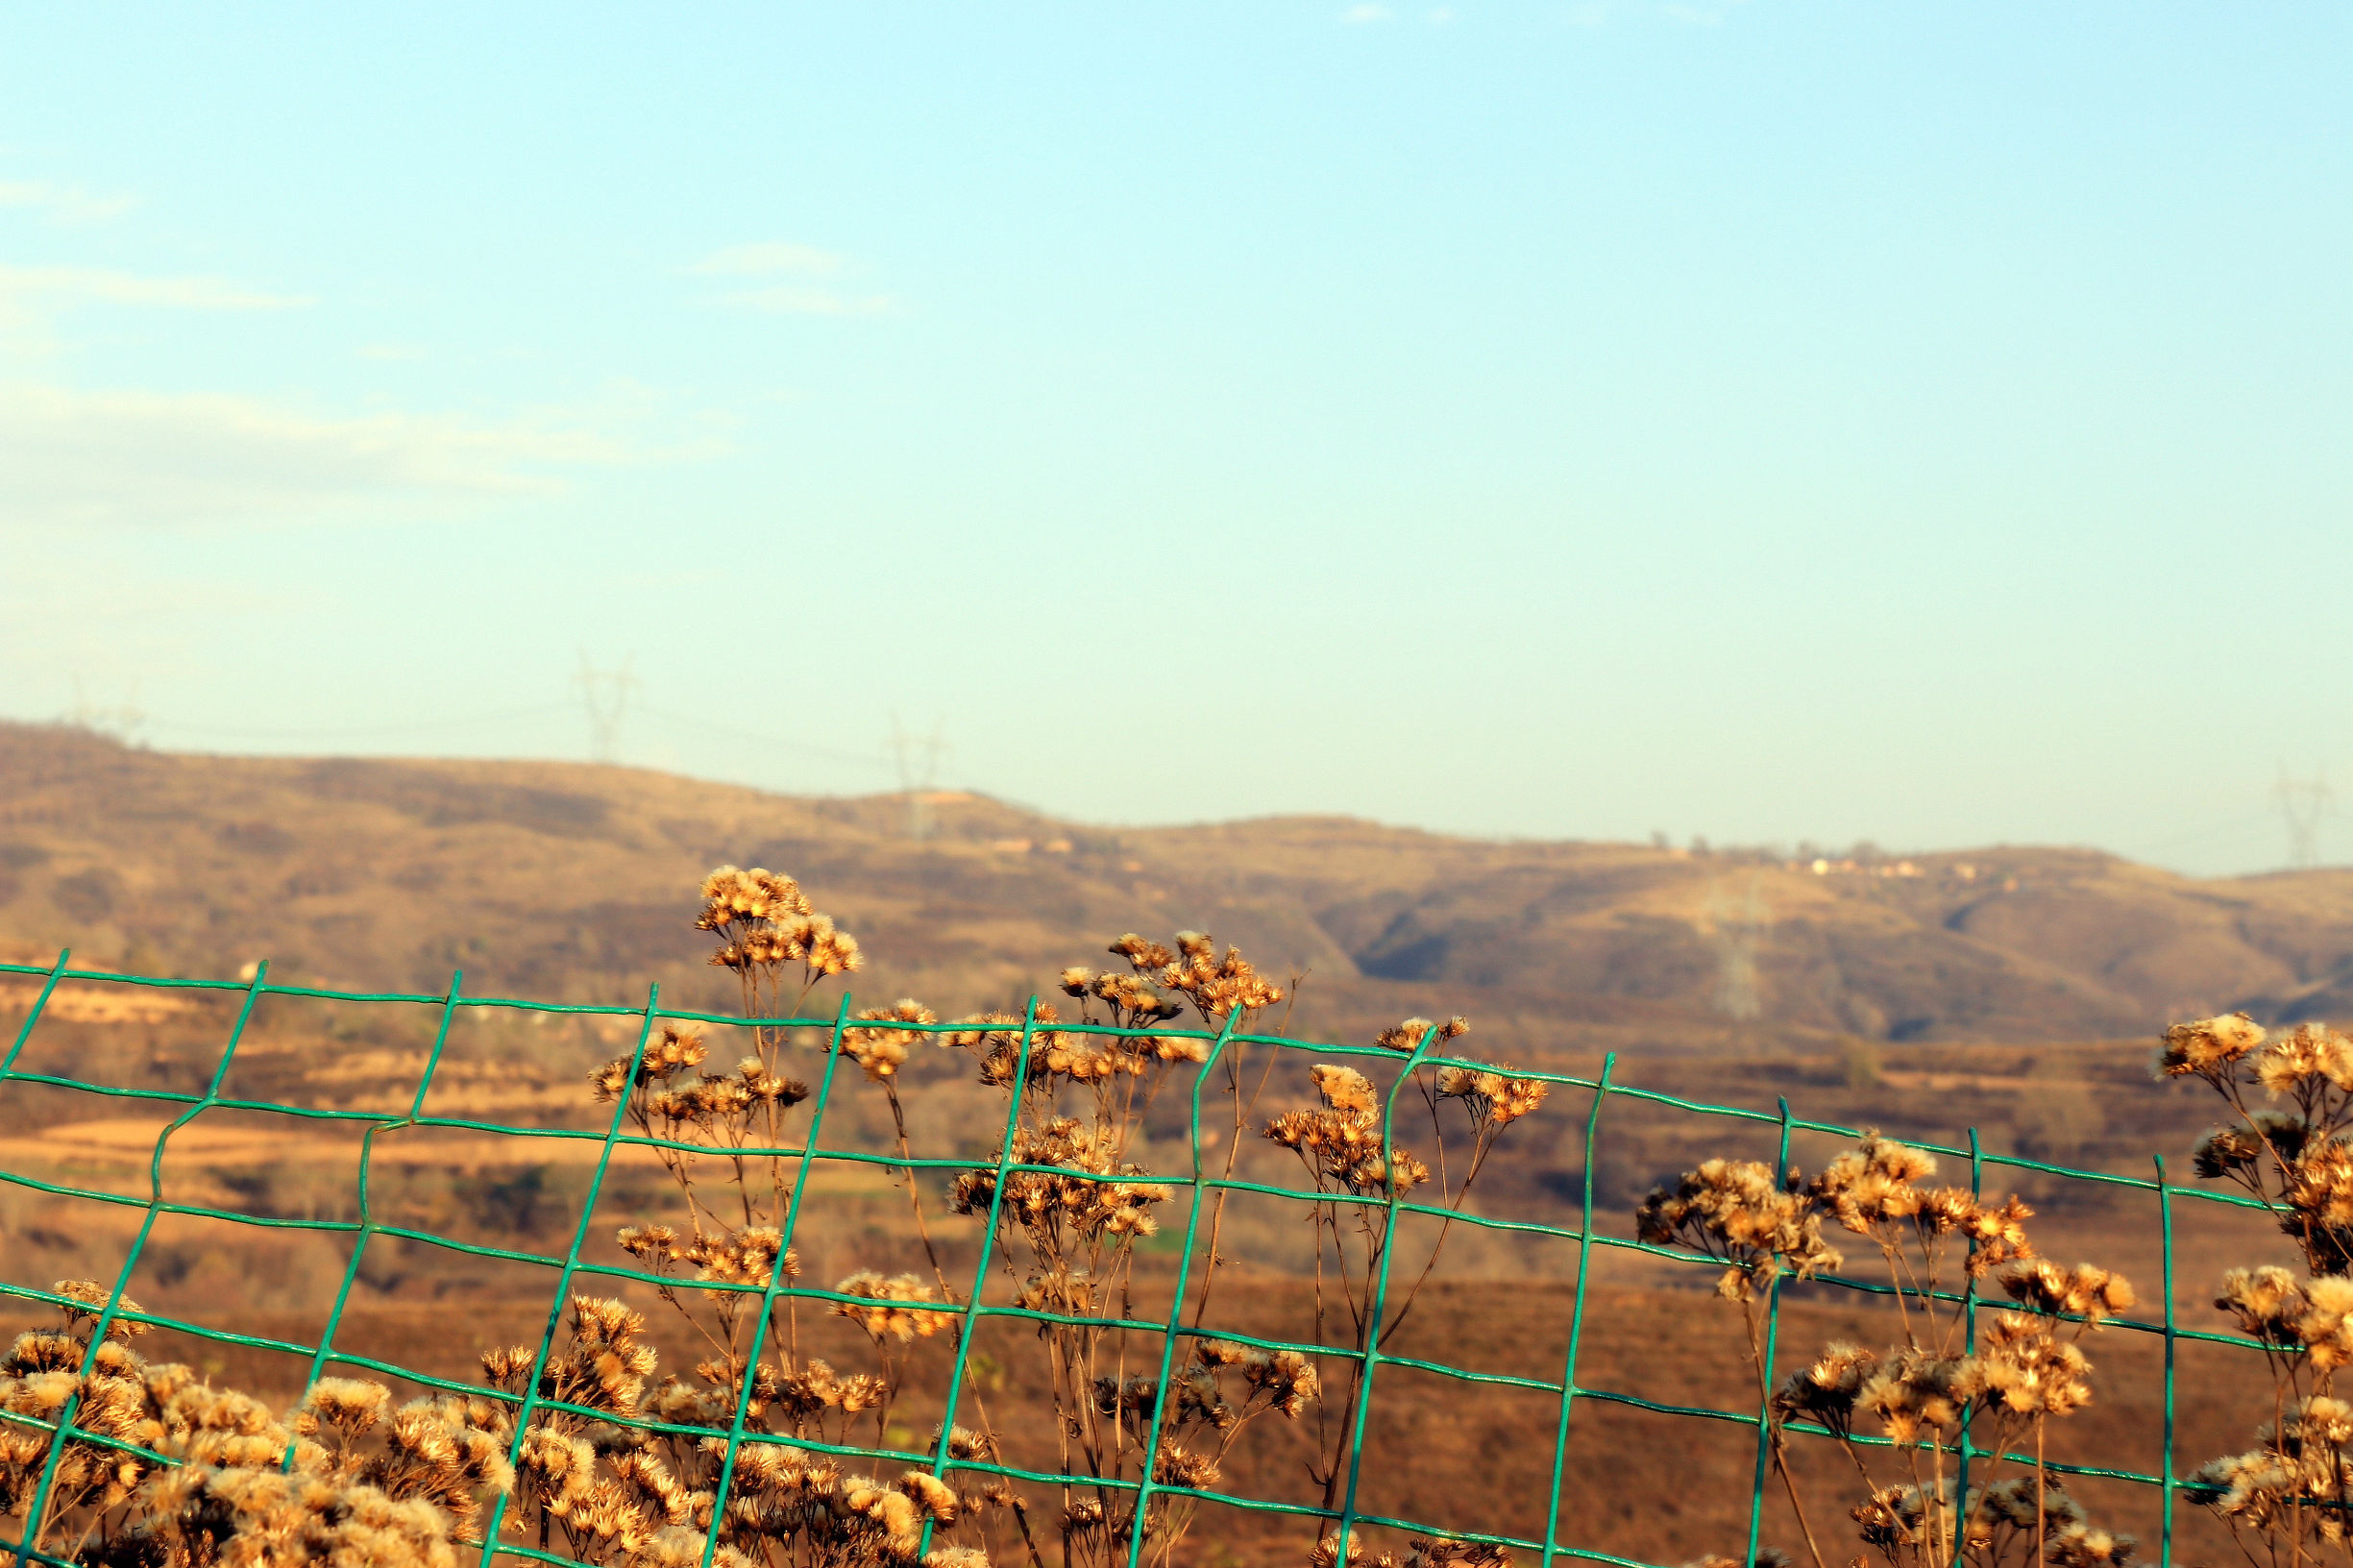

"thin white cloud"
[0,180,136,225]
[722,285,895,317]
[0,382,692,528]
[0,264,312,316]
[689,240,893,316]
[688,241,847,278]
[1344,3,1393,20]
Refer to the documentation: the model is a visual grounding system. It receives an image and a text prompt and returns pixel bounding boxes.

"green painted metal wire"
[0,956,2267,1568]
[696,992,859,1568]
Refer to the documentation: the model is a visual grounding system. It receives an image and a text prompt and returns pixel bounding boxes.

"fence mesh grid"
[0,952,2273,1568]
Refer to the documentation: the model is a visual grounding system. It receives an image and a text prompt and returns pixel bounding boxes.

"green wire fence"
[0,952,2267,1568]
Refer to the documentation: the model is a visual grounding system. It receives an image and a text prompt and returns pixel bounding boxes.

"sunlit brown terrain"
[0,721,2341,1566]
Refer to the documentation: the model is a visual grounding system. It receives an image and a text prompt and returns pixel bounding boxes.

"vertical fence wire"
[1537,1053,1615,1568]
[2156,1155,2178,1568]
[1123,1003,1245,1568]
[919,999,1041,1565]
[1952,1127,1984,1566]
[285,968,468,1473]
[1331,1021,1444,1562]
[478,982,663,1561]
[1741,1098,1795,1568]
[699,992,858,1568]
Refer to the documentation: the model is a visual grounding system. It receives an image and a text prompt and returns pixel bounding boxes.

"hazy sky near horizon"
[4,4,2348,875]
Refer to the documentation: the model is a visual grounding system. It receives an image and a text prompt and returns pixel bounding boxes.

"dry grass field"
[0,723,2345,1567]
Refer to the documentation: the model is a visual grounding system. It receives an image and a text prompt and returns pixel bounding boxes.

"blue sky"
[4,3,2347,874]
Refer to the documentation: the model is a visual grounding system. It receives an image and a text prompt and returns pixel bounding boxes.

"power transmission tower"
[2277,765,2334,870]
[68,676,148,744]
[889,717,948,840]
[1706,874,1769,1022]
[575,655,638,765]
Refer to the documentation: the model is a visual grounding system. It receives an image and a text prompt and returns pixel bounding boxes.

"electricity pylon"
[2278,766,2334,870]
[890,717,948,840]
[576,655,637,765]
[69,676,147,744]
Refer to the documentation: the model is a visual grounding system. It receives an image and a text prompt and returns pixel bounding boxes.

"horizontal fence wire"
[0,954,2255,1568]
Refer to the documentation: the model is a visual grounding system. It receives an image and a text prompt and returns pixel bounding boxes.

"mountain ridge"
[5,721,2351,1057]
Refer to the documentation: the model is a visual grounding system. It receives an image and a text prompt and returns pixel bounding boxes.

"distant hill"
[5,721,2352,1057]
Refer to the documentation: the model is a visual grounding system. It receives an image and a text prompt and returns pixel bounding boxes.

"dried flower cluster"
[698,866,863,993]
[941,928,1322,1568]
[1641,1133,2134,1568]
[0,1283,508,1566]
[2164,1014,2353,1566]
[2162,1015,2353,1272]
[1260,1019,1550,1536]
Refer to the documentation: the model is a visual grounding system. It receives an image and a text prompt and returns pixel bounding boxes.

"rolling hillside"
[5,721,2352,1057]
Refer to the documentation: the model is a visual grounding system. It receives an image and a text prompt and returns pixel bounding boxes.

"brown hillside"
[0,723,2327,1568]
[5,721,2353,1057]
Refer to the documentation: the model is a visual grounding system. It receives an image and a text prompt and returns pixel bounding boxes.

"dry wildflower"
[925,1550,993,1568]
[897,1468,961,1523]
[1434,1064,1549,1127]
[1312,1064,1379,1115]
[2296,1275,2353,1368]
[2194,1111,2314,1178]
[1976,1476,2082,1529]
[947,1004,1127,1089]
[845,998,941,1081]
[1963,1312,2094,1417]
[1374,1016,1469,1052]
[1772,1341,1878,1436]
[617,1223,683,1264]
[1151,1441,1221,1489]
[2047,1525,2138,1568]
[1117,929,1284,1024]
[2156,1012,2267,1081]
[833,1271,954,1342]
[699,865,864,990]
[1407,1538,1512,1568]
[931,1424,997,1461]
[1242,1350,1321,1418]
[1858,1350,1967,1441]
[2255,1021,2353,1095]
[953,1116,1173,1240]
[1851,1483,1954,1556]
[1654,1141,2112,1568]
[697,865,812,929]
[682,1227,793,1288]
[1961,1193,2037,1277]
[2284,1137,2353,1272]
[293,1376,392,1438]
[594,1030,710,1103]
[1997,1261,2137,1324]
[1638,1158,1843,1298]
[0,1286,514,1566]
[1809,1136,1938,1235]
[637,1526,762,1568]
